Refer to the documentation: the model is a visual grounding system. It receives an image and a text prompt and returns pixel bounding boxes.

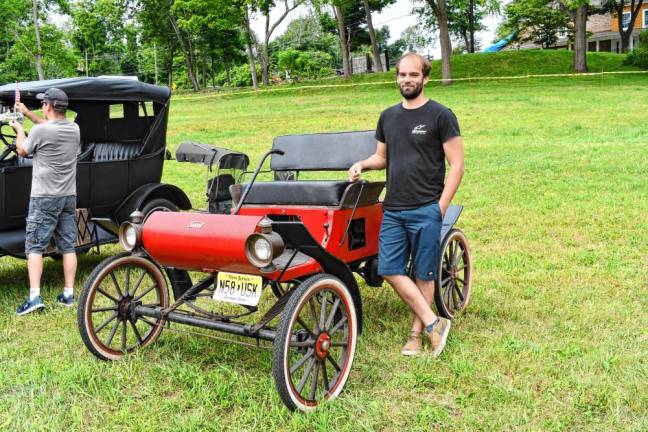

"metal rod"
[136,305,277,341]
[339,180,366,246]
[232,148,284,215]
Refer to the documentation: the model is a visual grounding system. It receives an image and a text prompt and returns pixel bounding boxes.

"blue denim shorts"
[25,195,77,255]
[378,201,443,281]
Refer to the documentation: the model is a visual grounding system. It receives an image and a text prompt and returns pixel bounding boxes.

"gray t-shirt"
[23,120,80,197]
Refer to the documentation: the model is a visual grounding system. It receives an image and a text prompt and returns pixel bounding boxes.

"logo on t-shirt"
[411,124,427,135]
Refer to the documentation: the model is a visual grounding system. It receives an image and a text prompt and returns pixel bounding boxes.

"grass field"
[0,65,647,430]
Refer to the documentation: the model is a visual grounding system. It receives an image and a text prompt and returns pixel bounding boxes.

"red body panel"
[142,212,264,273]
[238,204,383,281]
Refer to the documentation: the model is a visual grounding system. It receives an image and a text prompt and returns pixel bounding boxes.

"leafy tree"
[416,0,499,53]
[0,23,76,82]
[71,0,146,77]
[257,0,305,86]
[503,0,571,49]
[270,13,340,55]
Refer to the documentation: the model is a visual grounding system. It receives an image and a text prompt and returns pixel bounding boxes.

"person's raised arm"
[15,103,46,125]
[348,141,387,181]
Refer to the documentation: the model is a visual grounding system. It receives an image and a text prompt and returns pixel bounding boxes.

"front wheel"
[272,274,357,412]
[140,198,178,221]
[77,253,169,360]
[435,228,473,319]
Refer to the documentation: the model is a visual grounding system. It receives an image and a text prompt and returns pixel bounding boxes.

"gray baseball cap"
[36,87,68,108]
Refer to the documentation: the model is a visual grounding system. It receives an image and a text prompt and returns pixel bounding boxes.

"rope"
[171,70,648,102]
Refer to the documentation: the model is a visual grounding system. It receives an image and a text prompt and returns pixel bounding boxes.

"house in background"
[512,2,648,52]
[562,3,648,52]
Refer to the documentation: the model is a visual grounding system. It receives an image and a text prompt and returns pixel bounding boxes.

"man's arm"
[348,141,387,181]
[439,136,465,217]
[15,103,46,125]
[9,120,28,157]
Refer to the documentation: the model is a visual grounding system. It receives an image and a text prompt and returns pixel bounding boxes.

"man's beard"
[399,81,424,99]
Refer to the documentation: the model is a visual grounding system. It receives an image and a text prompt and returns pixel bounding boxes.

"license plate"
[213,272,263,306]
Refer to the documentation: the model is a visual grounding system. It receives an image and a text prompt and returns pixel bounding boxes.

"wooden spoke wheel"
[435,229,473,320]
[272,274,357,412]
[77,253,169,361]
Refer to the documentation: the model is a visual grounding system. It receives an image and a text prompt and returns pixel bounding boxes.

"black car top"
[0,77,171,106]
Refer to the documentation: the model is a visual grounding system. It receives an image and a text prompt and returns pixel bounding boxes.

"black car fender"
[113,183,192,224]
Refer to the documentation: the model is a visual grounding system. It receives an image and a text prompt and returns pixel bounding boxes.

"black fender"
[113,183,192,225]
[271,221,364,334]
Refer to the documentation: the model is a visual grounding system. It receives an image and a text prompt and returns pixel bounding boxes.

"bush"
[277,49,333,79]
[624,29,648,69]
[214,63,261,87]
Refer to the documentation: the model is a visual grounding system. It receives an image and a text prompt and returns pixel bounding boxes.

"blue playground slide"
[482,32,517,53]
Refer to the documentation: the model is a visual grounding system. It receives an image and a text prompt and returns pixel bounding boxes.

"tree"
[424,0,453,84]
[503,0,571,49]
[416,0,500,54]
[399,25,434,52]
[72,0,134,77]
[258,0,304,86]
[332,2,352,77]
[242,4,260,89]
[607,0,645,52]
[270,13,339,55]
[362,0,396,72]
[559,0,589,72]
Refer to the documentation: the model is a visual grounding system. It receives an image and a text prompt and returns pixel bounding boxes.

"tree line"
[0,0,640,90]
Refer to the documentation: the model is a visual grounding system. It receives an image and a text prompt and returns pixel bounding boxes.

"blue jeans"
[25,195,77,254]
[378,201,443,281]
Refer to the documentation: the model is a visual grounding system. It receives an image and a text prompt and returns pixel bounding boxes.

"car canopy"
[0,78,172,155]
[0,77,171,107]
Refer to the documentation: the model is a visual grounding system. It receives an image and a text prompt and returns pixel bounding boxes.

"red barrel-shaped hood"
[141,212,266,273]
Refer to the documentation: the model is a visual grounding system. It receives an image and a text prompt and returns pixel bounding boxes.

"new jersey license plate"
[213,272,263,306]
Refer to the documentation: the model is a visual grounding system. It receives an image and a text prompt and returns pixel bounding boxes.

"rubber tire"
[434,228,473,320]
[77,252,169,361]
[272,273,357,412]
[140,198,178,221]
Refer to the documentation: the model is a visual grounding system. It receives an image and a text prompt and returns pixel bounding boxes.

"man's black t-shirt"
[375,99,461,210]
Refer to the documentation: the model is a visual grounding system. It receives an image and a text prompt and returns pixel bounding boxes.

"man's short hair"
[395,52,431,78]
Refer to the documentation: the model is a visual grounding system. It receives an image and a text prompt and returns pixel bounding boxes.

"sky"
[250,0,505,58]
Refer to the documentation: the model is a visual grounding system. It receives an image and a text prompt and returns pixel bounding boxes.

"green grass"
[1,72,647,431]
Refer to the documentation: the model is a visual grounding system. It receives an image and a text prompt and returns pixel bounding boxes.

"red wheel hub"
[315,333,331,359]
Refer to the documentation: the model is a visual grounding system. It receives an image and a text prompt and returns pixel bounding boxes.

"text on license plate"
[213,272,263,306]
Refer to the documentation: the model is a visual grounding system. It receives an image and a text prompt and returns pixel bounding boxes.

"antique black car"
[0,77,191,258]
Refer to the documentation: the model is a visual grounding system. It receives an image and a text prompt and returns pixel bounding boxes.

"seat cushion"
[240,180,351,206]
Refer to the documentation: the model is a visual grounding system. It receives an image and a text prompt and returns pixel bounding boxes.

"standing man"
[10,88,80,315]
[348,53,464,357]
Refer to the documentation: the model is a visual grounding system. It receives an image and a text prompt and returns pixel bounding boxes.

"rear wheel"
[272,274,357,412]
[434,229,473,319]
[77,253,169,360]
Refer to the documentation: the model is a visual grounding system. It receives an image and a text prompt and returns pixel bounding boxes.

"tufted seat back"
[92,142,141,161]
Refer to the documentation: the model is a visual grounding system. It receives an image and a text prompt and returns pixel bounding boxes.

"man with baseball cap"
[11,87,80,315]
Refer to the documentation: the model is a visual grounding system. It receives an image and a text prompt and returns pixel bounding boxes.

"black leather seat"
[239,180,351,206]
[93,142,140,161]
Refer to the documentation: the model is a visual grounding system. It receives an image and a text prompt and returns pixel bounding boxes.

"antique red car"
[76,131,473,411]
